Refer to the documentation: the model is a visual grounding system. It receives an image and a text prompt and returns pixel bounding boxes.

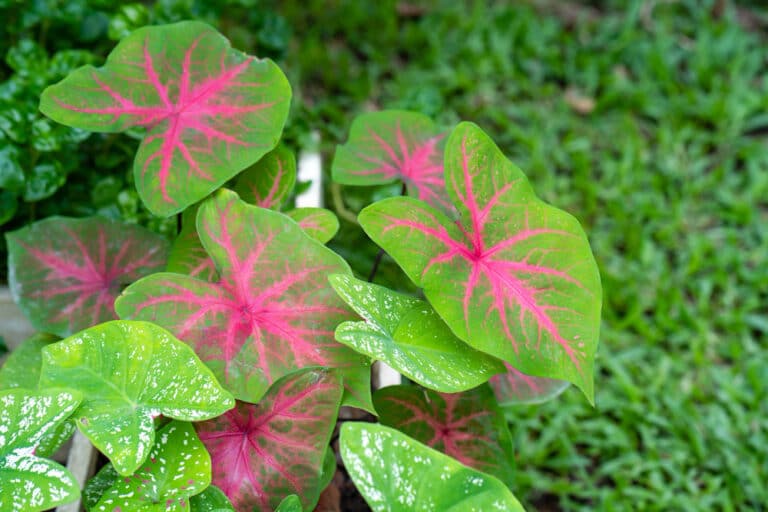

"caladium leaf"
[39,320,234,476]
[167,205,219,282]
[275,495,301,512]
[83,464,120,511]
[196,368,343,512]
[39,21,291,216]
[285,208,339,244]
[0,334,75,457]
[92,421,210,511]
[491,362,570,406]
[332,110,450,211]
[116,189,371,408]
[0,388,82,512]
[190,485,235,512]
[0,333,58,389]
[340,422,524,512]
[233,145,296,209]
[359,122,602,402]
[6,216,170,337]
[166,205,338,285]
[373,384,514,487]
[329,274,504,392]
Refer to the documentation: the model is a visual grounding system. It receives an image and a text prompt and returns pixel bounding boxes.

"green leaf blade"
[330,274,504,392]
[340,422,525,512]
[39,320,234,475]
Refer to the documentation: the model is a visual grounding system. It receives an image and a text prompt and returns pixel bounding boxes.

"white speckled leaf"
[275,495,302,512]
[0,388,82,512]
[190,485,235,511]
[0,334,75,457]
[340,423,525,512]
[83,463,120,511]
[93,421,210,511]
[39,320,234,475]
[329,274,504,392]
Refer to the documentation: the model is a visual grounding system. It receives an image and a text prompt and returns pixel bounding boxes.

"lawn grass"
[279,0,768,509]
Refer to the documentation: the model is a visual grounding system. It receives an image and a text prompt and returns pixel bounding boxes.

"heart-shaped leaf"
[332,110,450,211]
[233,146,296,209]
[285,208,339,244]
[329,274,504,392]
[491,362,570,406]
[39,320,234,475]
[6,216,170,337]
[0,388,82,512]
[359,122,602,402]
[93,421,210,511]
[116,189,371,408]
[373,384,514,487]
[39,21,291,216]
[340,422,524,512]
[196,368,343,512]
[190,485,235,512]
[0,334,75,457]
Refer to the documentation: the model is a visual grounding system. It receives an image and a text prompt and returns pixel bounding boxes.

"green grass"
[279,0,768,509]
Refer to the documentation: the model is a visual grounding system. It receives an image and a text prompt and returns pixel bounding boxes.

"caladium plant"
[1,19,604,512]
[39,21,291,217]
[359,122,602,402]
[6,216,169,337]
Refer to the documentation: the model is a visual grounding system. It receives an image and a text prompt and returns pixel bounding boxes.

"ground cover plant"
[2,0,767,510]
[1,19,602,512]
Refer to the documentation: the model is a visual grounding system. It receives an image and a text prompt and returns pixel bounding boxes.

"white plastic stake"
[296,133,401,389]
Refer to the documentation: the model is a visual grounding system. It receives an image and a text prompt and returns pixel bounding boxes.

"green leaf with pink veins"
[358,122,602,403]
[332,110,451,212]
[116,189,372,409]
[39,21,291,217]
[6,216,169,338]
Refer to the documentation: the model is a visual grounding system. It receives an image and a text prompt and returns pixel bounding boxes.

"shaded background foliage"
[1,0,766,510]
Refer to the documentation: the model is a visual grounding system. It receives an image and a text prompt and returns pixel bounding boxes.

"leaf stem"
[367,182,407,282]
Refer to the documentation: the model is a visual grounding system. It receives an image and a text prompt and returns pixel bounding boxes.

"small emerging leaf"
[40,21,292,216]
[0,388,82,512]
[340,422,525,512]
[332,110,450,211]
[359,122,602,402]
[167,205,219,282]
[491,363,570,406]
[285,207,339,243]
[330,274,504,392]
[39,320,234,475]
[93,421,211,511]
[234,146,296,209]
[196,368,343,512]
[6,216,169,337]
[374,384,515,487]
